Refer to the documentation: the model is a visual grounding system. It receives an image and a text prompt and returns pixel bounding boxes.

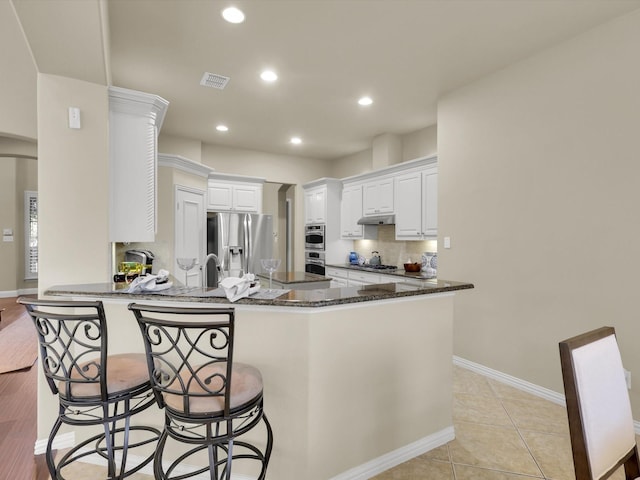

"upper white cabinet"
[109,86,169,243]
[362,176,394,216]
[394,164,438,240]
[340,184,363,237]
[207,174,264,213]
[304,185,327,224]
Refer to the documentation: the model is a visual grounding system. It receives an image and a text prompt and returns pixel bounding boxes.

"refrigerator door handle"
[243,214,251,275]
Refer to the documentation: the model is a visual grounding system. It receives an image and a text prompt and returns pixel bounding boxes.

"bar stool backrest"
[560,326,640,480]
[20,298,109,401]
[129,304,235,418]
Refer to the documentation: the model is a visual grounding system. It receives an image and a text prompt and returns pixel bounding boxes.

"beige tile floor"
[48,366,622,479]
[372,365,629,480]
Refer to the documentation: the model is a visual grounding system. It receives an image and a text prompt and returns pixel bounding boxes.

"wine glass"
[260,258,281,289]
[176,257,196,286]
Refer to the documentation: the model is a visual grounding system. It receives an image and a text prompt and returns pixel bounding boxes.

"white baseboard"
[34,432,75,455]
[453,355,640,435]
[328,426,455,480]
[0,287,38,298]
[453,355,566,406]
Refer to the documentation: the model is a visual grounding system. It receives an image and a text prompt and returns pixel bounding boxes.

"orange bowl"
[403,262,421,272]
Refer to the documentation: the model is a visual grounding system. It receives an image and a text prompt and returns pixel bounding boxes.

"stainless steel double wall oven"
[304,224,325,274]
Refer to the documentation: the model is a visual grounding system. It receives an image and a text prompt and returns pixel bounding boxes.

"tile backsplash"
[353,225,437,267]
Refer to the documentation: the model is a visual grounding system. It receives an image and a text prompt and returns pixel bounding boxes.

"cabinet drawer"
[348,271,381,284]
[325,267,348,280]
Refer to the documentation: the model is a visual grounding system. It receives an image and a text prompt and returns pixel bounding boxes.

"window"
[24,191,38,280]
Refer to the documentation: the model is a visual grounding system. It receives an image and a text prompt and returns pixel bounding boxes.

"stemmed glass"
[176,257,196,286]
[260,258,281,289]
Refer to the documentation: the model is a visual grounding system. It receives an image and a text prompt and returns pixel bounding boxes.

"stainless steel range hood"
[357,214,395,225]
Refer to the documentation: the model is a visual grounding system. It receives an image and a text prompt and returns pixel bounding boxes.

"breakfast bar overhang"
[43,281,473,479]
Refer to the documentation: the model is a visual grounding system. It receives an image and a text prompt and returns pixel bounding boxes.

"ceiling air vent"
[200,72,230,89]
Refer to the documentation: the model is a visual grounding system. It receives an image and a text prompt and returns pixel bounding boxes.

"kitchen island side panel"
[307,295,454,478]
[35,294,455,480]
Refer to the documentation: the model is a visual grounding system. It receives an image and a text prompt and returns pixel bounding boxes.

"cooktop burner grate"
[351,264,398,271]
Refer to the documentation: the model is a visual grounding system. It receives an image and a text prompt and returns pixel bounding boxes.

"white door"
[175,186,206,287]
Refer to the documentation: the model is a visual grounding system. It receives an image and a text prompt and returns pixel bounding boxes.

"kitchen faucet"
[202,253,223,288]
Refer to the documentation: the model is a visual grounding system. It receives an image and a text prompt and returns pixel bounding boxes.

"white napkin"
[219,273,260,302]
[126,269,172,293]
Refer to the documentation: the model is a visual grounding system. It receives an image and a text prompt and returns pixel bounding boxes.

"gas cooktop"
[349,264,398,271]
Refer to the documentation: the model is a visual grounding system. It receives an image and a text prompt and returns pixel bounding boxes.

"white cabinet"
[325,267,383,287]
[109,86,169,243]
[363,177,394,216]
[207,177,263,213]
[325,267,348,288]
[347,270,381,286]
[304,185,327,224]
[394,165,438,240]
[421,167,438,237]
[340,184,363,238]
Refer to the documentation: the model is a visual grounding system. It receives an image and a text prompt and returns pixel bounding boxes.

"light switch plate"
[2,228,12,236]
[68,107,81,129]
[2,235,14,242]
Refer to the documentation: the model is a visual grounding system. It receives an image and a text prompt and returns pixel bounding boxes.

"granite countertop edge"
[44,281,474,308]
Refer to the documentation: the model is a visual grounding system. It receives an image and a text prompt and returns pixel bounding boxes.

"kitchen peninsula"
[43,280,473,480]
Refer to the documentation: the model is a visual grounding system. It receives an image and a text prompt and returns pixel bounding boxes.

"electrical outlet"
[625,369,631,389]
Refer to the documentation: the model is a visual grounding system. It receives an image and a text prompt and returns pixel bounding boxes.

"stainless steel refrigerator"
[206,212,273,287]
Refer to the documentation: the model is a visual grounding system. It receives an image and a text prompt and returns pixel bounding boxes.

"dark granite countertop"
[256,271,330,284]
[326,264,439,281]
[44,278,473,308]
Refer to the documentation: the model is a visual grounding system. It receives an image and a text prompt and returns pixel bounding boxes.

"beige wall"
[0,1,37,141]
[38,74,110,298]
[0,156,37,294]
[0,159,17,292]
[328,148,373,178]
[328,125,438,179]
[158,134,203,164]
[0,138,37,294]
[403,125,437,162]
[438,9,640,412]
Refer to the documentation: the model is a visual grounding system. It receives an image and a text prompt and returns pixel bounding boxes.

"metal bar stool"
[128,303,273,480]
[18,298,160,479]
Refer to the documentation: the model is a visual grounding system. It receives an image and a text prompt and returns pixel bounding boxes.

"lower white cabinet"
[325,267,382,287]
[348,270,381,285]
[325,267,348,288]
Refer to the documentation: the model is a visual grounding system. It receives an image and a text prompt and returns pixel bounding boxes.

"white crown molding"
[208,171,266,184]
[108,86,169,130]
[158,154,214,178]
[342,154,437,185]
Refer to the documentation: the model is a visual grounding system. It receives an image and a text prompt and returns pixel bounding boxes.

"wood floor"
[0,296,49,480]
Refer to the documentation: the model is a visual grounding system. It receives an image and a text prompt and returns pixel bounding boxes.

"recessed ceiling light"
[216,125,229,132]
[290,137,302,145]
[358,96,373,106]
[260,70,278,82]
[222,6,245,24]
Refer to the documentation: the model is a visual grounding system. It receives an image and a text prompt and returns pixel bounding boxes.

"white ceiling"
[10,0,640,160]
